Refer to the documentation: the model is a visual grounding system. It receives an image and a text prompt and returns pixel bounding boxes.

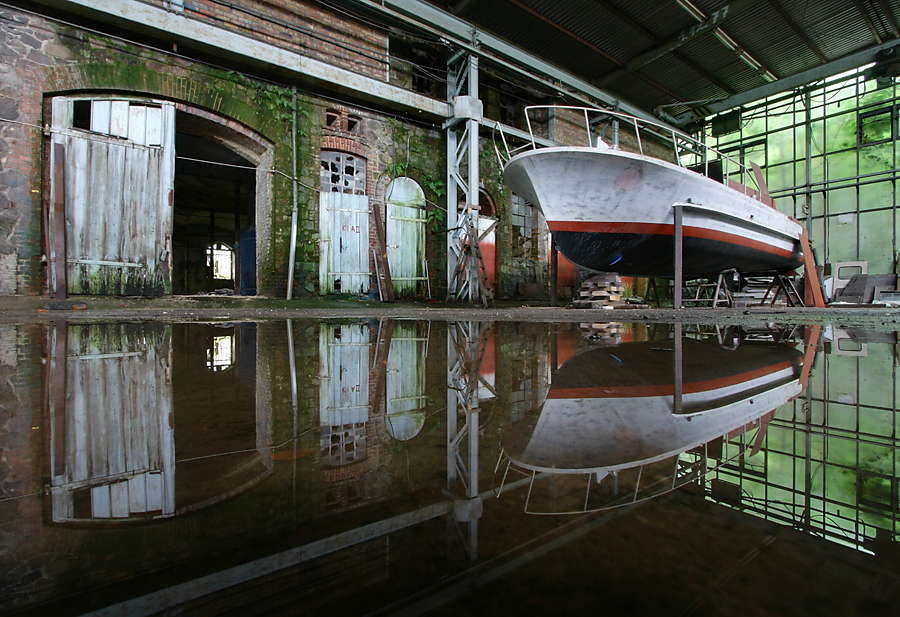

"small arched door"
[385,177,426,298]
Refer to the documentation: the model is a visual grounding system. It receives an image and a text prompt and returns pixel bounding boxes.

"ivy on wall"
[382,117,446,232]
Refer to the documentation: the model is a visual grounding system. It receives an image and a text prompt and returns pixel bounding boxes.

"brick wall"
[0,8,69,295]
[0,324,55,610]
[0,1,588,301]
[147,0,389,80]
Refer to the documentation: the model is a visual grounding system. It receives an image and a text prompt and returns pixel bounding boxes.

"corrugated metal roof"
[427,0,900,122]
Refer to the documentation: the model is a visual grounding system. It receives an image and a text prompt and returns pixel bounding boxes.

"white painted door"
[48,323,175,522]
[318,192,370,295]
[385,177,426,297]
[49,97,176,295]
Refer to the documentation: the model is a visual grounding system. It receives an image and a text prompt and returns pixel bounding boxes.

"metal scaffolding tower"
[446,52,493,306]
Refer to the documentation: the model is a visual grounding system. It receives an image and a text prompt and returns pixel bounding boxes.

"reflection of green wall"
[716,342,899,542]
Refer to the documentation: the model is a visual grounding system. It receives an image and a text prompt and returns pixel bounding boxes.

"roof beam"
[591,0,735,95]
[501,0,687,103]
[356,0,661,121]
[766,0,828,63]
[851,0,884,43]
[676,0,778,83]
[449,0,479,15]
[874,0,900,38]
[504,0,623,67]
[595,0,764,87]
[669,37,900,125]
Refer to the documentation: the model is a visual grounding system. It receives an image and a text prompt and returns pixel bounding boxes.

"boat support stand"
[673,204,686,309]
[673,204,827,309]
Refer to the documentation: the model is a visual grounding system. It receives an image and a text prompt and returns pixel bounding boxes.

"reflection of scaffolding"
[447,321,491,560]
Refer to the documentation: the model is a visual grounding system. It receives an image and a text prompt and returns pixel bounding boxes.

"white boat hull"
[504,147,804,277]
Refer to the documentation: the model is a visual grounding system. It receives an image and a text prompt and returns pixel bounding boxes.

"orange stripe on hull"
[547,220,795,260]
[549,360,796,400]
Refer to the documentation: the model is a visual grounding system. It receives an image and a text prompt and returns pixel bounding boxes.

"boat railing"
[492,105,766,199]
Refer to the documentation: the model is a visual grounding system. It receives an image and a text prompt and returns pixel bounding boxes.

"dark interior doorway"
[173,111,256,295]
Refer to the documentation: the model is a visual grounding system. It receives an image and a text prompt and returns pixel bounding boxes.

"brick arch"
[43,64,279,138]
[321,135,369,159]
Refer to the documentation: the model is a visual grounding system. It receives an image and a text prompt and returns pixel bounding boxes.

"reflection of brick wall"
[0,324,62,610]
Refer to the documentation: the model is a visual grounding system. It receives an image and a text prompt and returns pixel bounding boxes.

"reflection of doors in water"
[319,324,370,466]
[172,323,266,509]
[386,177,426,298]
[47,323,175,522]
[385,322,427,440]
[49,97,175,296]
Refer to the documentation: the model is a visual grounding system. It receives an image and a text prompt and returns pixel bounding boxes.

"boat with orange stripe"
[496,106,804,278]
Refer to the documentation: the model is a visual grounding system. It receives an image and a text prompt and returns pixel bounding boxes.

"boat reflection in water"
[497,325,814,514]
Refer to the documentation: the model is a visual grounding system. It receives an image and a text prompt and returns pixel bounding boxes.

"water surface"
[0,320,897,615]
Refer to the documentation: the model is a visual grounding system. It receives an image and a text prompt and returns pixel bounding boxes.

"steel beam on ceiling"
[596,0,764,88]
[505,0,622,67]
[850,0,884,44]
[591,0,735,96]
[874,0,900,38]
[669,37,900,125]
[767,0,828,64]
[501,0,687,104]
[675,0,777,83]
[354,0,660,122]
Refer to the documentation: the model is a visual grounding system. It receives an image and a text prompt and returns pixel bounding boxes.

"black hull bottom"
[552,230,802,278]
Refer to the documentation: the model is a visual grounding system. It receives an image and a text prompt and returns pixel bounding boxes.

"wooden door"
[49,97,175,295]
[385,177,426,297]
[318,191,370,295]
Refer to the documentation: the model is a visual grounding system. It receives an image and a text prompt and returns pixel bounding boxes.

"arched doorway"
[385,177,426,298]
[47,97,271,296]
[173,110,270,295]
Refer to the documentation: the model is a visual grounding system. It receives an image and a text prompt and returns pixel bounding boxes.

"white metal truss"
[446,52,493,305]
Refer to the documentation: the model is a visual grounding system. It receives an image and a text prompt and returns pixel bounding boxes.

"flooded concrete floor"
[3,294,900,330]
[0,318,898,615]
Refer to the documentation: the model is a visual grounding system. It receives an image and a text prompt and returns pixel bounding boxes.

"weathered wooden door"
[318,192,370,295]
[319,324,370,467]
[318,150,369,295]
[49,97,176,295]
[47,323,175,522]
[385,321,427,441]
[385,177,426,297]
